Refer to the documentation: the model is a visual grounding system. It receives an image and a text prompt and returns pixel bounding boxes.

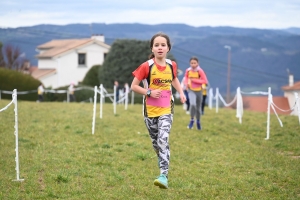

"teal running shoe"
[154,174,168,189]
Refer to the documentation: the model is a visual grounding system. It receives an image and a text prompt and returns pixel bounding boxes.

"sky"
[0,0,300,29]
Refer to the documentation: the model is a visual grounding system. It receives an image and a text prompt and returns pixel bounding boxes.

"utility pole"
[224,45,231,102]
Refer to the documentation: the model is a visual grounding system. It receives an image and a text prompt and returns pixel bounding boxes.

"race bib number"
[146,90,171,107]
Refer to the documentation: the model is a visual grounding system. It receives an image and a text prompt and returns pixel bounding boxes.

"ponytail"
[148,53,155,59]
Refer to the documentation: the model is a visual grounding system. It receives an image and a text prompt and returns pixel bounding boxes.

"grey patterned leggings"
[144,114,173,176]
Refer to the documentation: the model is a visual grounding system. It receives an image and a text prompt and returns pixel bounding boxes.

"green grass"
[0,100,299,199]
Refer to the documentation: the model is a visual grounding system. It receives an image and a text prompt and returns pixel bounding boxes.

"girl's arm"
[131,77,147,95]
[172,77,186,104]
[131,77,161,98]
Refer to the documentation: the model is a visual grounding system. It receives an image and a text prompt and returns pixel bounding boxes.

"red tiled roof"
[242,96,291,115]
[31,68,56,79]
[282,81,300,91]
[36,38,110,58]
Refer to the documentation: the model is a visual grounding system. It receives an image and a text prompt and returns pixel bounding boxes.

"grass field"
[0,100,299,200]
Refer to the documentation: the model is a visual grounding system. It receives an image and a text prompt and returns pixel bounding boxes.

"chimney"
[91,34,105,42]
[289,74,294,86]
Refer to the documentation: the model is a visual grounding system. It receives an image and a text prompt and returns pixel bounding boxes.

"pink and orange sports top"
[132,59,177,117]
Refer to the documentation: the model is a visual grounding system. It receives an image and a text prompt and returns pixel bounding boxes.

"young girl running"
[131,32,186,189]
[184,57,208,130]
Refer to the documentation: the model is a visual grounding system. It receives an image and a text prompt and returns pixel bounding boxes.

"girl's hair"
[148,32,172,59]
[189,56,199,63]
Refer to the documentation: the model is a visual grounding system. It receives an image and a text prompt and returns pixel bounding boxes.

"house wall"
[38,59,57,69]
[284,91,300,116]
[38,43,109,89]
[41,73,58,89]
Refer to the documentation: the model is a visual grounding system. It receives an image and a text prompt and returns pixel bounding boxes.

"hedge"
[0,68,41,101]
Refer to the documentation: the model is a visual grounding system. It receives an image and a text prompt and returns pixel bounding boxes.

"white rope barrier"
[210,87,299,140]
[100,87,115,102]
[241,91,269,95]
[266,87,272,140]
[12,89,24,182]
[270,102,283,127]
[44,89,67,94]
[100,84,104,119]
[208,88,213,110]
[96,84,129,120]
[92,86,97,135]
[0,89,24,181]
[1,90,36,95]
[271,99,297,113]
[0,96,15,112]
[218,93,237,107]
[113,85,117,115]
[236,87,243,124]
[266,90,300,139]
[0,87,96,102]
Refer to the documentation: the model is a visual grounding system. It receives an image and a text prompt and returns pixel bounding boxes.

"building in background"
[32,34,110,88]
[282,74,300,116]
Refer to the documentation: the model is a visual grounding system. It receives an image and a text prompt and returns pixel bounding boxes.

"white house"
[32,35,110,89]
[281,74,300,116]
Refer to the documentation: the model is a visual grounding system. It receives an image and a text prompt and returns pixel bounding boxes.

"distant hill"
[283,27,300,35]
[1,23,300,96]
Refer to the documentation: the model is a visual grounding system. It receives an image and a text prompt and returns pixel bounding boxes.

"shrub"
[0,68,41,101]
[44,84,95,102]
[82,65,101,87]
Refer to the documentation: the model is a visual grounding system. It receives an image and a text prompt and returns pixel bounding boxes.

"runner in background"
[184,56,208,130]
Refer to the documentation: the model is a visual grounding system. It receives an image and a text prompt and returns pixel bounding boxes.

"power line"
[172,46,288,81]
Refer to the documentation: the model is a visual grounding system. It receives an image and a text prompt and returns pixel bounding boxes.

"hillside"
[1,23,300,96]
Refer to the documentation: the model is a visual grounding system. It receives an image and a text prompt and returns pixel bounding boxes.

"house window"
[78,53,86,66]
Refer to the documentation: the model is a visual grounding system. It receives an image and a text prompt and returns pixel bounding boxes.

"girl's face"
[190,59,198,69]
[152,36,169,59]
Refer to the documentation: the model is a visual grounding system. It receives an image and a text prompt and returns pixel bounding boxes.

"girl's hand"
[180,92,186,103]
[150,89,161,98]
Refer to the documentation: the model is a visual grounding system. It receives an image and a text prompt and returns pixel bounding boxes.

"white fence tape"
[208,88,213,110]
[236,87,243,124]
[0,96,15,112]
[0,87,96,103]
[241,91,269,95]
[210,87,299,140]
[0,89,24,181]
[1,90,37,95]
[92,86,97,135]
[218,92,237,107]
[92,84,130,134]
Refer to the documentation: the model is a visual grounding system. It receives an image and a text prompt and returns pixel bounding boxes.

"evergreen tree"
[98,39,176,89]
[0,42,4,67]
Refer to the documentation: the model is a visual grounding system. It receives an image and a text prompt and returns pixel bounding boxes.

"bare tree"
[0,42,4,67]
[5,44,21,69]
[1,44,25,70]
[21,59,31,74]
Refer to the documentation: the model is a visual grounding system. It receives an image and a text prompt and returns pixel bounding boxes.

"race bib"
[191,82,202,88]
[146,90,171,107]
